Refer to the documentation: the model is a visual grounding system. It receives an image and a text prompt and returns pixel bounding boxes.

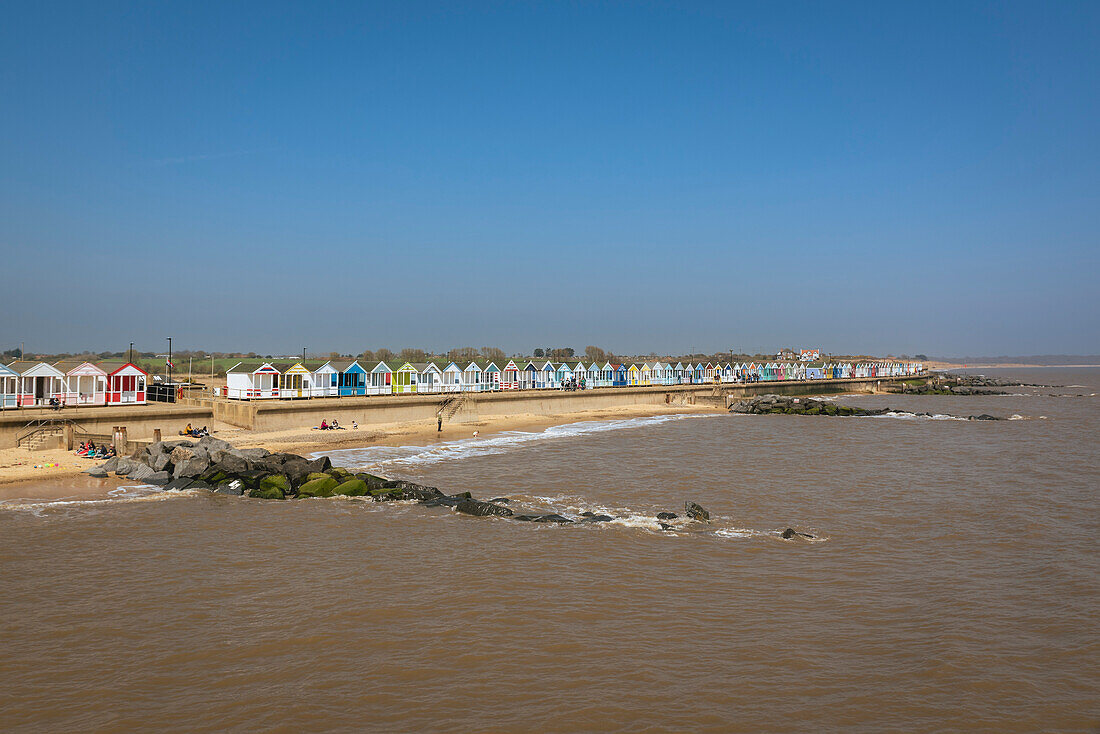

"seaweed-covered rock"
[258,474,291,496]
[298,475,339,498]
[456,498,514,517]
[685,501,710,522]
[305,471,332,484]
[332,479,370,496]
[356,473,390,490]
[421,495,461,507]
[249,483,285,500]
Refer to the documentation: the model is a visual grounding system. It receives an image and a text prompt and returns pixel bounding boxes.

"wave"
[319,413,716,471]
[0,485,189,516]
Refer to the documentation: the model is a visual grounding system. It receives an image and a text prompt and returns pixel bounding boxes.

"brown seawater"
[1,368,1097,732]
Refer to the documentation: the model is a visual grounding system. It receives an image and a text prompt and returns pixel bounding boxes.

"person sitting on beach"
[331,419,340,430]
[180,423,193,436]
[320,420,328,430]
[351,420,358,429]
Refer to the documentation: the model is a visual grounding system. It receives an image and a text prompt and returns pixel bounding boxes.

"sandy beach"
[0,403,722,497]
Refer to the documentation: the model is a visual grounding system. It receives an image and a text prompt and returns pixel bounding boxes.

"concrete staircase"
[19,426,64,451]
[439,394,471,421]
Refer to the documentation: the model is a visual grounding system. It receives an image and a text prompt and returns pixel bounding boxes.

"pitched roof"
[7,361,65,377]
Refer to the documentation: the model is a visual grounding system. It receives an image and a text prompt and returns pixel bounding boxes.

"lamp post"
[129,342,134,365]
[167,337,172,384]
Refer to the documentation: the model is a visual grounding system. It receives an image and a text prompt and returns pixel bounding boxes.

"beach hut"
[0,363,18,408]
[328,360,367,397]
[392,363,419,394]
[98,362,148,404]
[537,361,554,389]
[311,362,339,397]
[694,363,706,383]
[522,361,539,390]
[556,362,573,387]
[226,362,281,399]
[626,364,640,386]
[442,362,463,392]
[639,363,652,386]
[10,362,66,407]
[461,362,483,392]
[483,362,502,391]
[56,361,109,406]
[500,361,520,390]
[703,363,715,382]
[572,361,587,389]
[612,364,628,387]
[369,361,393,395]
[413,362,443,393]
[277,362,313,398]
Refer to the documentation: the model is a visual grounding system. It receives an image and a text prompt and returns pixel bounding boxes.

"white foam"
[320,413,716,471]
[872,411,968,421]
[0,485,190,514]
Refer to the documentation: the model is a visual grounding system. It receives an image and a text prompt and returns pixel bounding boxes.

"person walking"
[437,411,443,432]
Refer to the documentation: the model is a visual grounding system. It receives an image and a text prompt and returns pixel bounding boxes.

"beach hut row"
[219,359,925,400]
[0,360,149,408]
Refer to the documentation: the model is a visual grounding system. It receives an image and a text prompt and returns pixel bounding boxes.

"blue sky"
[1,1,1097,357]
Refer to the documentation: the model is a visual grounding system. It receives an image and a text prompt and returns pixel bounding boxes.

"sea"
[1,367,1097,732]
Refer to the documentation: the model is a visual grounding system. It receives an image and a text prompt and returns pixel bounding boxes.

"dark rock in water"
[490,498,511,504]
[281,459,312,486]
[306,455,332,474]
[658,522,674,531]
[532,514,573,524]
[781,528,815,539]
[656,511,678,520]
[513,514,539,522]
[257,474,291,497]
[173,456,210,479]
[450,491,473,500]
[85,466,109,478]
[185,480,212,491]
[685,501,710,522]
[147,471,171,486]
[398,484,443,501]
[580,514,614,523]
[215,480,246,496]
[164,477,192,491]
[422,495,461,508]
[971,414,1000,421]
[248,482,284,499]
[356,473,389,490]
[456,498,514,517]
[211,453,249,475]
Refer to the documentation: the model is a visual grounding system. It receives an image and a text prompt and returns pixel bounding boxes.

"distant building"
[776,349,797,361]
[799,349,821,362]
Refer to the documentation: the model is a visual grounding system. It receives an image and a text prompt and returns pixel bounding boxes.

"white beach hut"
[10,361,66,407]
[226,362,282,399]
[370,361,393,395]
[442,362,463,392]
[462,362,483,392]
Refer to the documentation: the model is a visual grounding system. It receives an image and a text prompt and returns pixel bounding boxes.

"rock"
[152,452,173,472]
[113,457,137,476]
[306,455,332,474]
[658,522,674,531]
[298,475,339,498]
[450,491,473,500]
[249,482,285,499]
[211,453,249,475]
[281,459,312,486]
[513,514,539,521]
[456,498,514,517]
[101,456,119,473]
[164,478,193,491]
[579,514,613,523]
[305,471,332,483]
[532,514,573,524]
[238,448,270,460]
[330,467,353,481]
[356,473,389,490]
[85,466,109,478]
[421,495,460,507]
[489,497,511,504]
[127,463,157,482]
[971,414,1000,421]
[258,474,291,496]
[214,481,245,496]
[147,471,171,486]
[656,512,678,520]
[173,456,210,479]
[185,480,212,491]
[332,479,370,496]
[685,501,710,522]
[781,528,814,540]
[198,435,234,453]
